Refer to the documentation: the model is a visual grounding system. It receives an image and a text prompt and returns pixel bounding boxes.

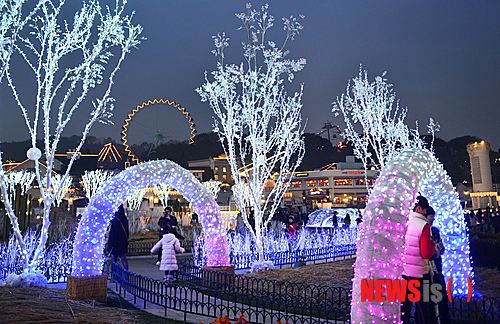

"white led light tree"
[0,0,142,275]
[154,183,171,208]
[126,188,145,211]
[82,169,114,201]
[197,4,306,262]
[0,170,36,206]
[202,180,221,199]
[333,67,439,172]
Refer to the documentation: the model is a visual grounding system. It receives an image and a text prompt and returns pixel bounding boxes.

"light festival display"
[71,159,230,277]
[351,148,473,323]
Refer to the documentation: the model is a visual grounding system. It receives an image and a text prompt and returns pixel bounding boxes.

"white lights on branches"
[42,173,72,207]
[72,159,230,277]
[153,183,171,208]
[333,68,439,173]
[202,180,221,198]
[197,4,306,261]
[82,169,114,200]
[0,0,143,276]
[126,188,146,211]
[0,170,35,205]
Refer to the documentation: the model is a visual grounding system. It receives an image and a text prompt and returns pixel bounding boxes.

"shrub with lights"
[71,160,230,277]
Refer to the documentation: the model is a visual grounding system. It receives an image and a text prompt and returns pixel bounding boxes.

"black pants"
[433,273,451,324]
[401,274,437,324]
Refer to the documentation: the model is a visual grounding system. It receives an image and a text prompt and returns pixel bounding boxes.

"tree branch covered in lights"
[197,3,306,261]
[154,183,171,208]
[0,170,36,206]
[202,180,221,199]
[0,0,142,275]
[126,188,145,211]
[82,169,113,200]
[333,67,440,173]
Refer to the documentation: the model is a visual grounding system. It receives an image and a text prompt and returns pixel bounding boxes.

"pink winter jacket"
[151,233,185,271]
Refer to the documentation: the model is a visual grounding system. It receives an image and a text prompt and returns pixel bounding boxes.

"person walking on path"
[151,227,185,282]
[156,206,181,265]
[401,196,436,324]
[107,205,129,270]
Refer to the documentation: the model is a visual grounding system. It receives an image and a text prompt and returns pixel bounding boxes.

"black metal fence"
[229,244,357,270]
[111,261,351,323]
[128,239,193,256]
[112,262,500,323]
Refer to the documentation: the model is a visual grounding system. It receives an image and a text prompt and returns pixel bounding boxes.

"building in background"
[467,140,499,209]
[187,154,233,185]
[286,156,378,209]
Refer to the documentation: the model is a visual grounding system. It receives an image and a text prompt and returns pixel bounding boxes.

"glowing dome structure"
[306,208,359,228]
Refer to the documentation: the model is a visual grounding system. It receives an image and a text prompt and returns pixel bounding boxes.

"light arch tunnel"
[351,148,473,323]
[71,160,230,277]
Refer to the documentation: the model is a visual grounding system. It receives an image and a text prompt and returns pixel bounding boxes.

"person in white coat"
[151,228,185,282]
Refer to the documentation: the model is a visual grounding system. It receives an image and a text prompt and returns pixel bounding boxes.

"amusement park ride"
[121,98,196,168]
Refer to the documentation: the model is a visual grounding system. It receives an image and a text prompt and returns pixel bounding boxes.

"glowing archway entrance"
[351,149,473,323]
[71,160,229,277]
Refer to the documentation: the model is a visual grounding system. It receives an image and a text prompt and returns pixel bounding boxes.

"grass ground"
[247,258,500,299]
[0,286,184,323]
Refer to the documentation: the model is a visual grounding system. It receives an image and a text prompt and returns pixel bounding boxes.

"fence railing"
[111,261,351,323]
[228,244,357,270]
[128,239,193,256]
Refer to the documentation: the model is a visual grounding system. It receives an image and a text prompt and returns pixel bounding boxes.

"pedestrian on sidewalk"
[107,205,129,270]
[151,227,185,283]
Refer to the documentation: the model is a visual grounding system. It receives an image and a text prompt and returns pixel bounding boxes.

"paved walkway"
[112,256,348,324]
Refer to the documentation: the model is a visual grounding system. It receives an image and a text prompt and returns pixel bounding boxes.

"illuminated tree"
[333,67,439,172]
[0,170,36,206]
[82,169,114,200]
[0,0,142,275]
[197,4,306,261]
[153,183,171,208]
[202,180,221,199]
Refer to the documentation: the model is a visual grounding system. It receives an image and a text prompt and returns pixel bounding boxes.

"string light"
[71,159,230,277]
[351,148,473,323]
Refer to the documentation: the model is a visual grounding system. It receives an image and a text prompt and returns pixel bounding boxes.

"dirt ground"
[0,286,181,324]
[247,258,500,298]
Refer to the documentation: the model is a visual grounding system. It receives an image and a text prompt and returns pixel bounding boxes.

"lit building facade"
[187,154,234,184]
[285,156,378,208]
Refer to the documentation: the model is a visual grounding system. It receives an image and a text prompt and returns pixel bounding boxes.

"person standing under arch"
[401,196,436,324]
[107,205,129,270]
[426,206,450,324]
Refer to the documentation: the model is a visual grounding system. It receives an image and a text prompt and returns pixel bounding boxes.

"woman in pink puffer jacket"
[151,231,185,282]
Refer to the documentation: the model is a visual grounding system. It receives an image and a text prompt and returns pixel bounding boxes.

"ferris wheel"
[121,98,196,167]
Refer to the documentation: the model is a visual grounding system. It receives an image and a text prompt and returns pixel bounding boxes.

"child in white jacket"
[151,228,185,282]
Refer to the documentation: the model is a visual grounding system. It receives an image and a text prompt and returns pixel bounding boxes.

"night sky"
[1,0,499,150]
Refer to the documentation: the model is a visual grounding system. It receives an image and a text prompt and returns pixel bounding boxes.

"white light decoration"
[71,159,230,277]
[43,173,72,207]
[0,0,142,277]
[126,188,146,211]
[26,147,42,161]
[202,180,221,199]
[0,170,36,206]
[197,4,306,261]
[351,148,473,323]
[194,226,358,268]
[82,170,114,200]
[153,183,171,208]
[333,68,439,175]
